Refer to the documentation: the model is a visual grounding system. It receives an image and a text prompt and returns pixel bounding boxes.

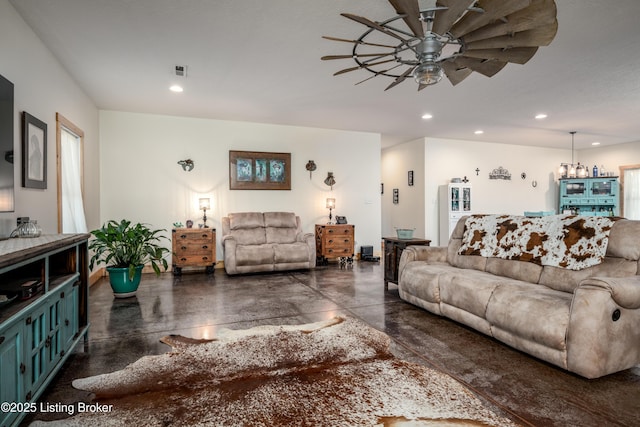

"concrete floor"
[25,262,640,426]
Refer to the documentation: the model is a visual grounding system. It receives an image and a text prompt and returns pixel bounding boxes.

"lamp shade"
[326,198,336,209]
[199,198,210,210]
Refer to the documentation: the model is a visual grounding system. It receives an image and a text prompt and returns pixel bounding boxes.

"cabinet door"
[0,321,25,427]
[26,292,65,395]
[62,282,80,353]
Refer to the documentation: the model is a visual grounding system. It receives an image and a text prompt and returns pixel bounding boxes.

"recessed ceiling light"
[535,113,548,119]
[474,130,484,135]
[421,113,433,120]
[592,141,601,146]
[169,85,184,93]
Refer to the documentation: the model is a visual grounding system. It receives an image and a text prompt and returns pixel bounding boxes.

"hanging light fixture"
[558,131,578,179]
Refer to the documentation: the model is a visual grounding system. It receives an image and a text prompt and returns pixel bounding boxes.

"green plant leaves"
[89,219,170,280]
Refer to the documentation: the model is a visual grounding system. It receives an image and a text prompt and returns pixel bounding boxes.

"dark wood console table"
[383,237,431,289]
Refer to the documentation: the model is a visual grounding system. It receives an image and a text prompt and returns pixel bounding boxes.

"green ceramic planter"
[107,265,144,298]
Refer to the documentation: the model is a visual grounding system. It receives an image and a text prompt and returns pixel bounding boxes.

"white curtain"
[624,168,640,220]
[61,128,87,233]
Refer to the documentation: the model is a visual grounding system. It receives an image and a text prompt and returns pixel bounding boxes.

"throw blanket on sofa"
[458,214,617,270]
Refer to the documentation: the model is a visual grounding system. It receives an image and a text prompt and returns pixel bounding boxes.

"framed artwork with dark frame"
[22,112,47,189]
[229,150,291,190]
[408,170,414,186]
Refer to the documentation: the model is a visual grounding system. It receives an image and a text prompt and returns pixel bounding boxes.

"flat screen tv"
[0,73,14,212]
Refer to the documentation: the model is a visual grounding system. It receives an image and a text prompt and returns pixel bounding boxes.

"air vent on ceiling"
[175,65,187,77]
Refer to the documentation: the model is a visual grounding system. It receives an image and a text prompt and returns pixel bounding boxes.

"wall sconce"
[324,172,336,190]
[178,159,194,171]
[199,198,210,228]
[305,160,317,179]
[326,198,335,224]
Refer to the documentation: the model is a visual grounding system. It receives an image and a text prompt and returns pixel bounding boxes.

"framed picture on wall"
[229,150,291,190]
[22,112,47,189]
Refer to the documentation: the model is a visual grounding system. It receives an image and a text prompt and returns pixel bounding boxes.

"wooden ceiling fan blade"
[454,57,507,77]
[465,21,558,49]
[341,13,408,42]
[354,64,404,85]
[322,36,398,49]
[450,0,531,39]
[322,52,395,60]
[441,60,473,85]
[333,59,396,76]
[384,66,417,91]
[462,47,538,64]
[388,0,424,38]
[462,0,557,43]
[432,0,476,36]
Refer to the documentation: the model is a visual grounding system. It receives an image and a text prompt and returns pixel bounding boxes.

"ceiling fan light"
[413,61,443,86]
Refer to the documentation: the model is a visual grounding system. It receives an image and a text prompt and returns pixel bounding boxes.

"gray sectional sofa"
[221,212,315,275]
[398,214,640,378]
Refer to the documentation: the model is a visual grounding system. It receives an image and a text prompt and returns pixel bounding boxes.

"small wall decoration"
[408,170,414,186]
[393,188,399,204]
[323,172,336,190]
[489,166,511,180]
[22,112,47,189]
[177,159,194,171]
[305,160,316,179]
[229,150,291,190]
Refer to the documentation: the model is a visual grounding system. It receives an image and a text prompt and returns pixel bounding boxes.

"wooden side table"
[172,228,216,275]
[315,224,355,267]
[383,237,430,289]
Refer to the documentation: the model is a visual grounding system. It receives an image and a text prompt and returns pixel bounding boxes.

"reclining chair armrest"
[398,246,448,283]
[221,235,237,274]
[578,275,640,310]
[401,246,447,263]
[297,232,314,244]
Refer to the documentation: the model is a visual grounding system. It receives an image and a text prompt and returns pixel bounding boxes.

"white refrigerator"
[439,183,472,245]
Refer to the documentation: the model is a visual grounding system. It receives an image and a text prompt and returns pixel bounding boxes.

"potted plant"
[89,219,170,298]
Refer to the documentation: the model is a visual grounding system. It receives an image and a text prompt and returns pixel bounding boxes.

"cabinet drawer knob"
[180,257,187,262]
[0,336,4,345]
[65,319,70,326]
[201,234,209,238]
[181,246,187,250]
[20,363,26,374]
[328,239,334,243]
[202,257,209,261]
[202,245,209,249]
[180,234,187,239]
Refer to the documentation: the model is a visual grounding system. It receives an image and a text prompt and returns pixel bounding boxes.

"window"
[56,113,87,233]
[620,164,640,220]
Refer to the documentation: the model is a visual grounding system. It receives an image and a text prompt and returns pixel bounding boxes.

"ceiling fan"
[321,0,558,90]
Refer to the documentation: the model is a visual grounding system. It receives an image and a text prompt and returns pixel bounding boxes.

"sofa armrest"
[400,245,447,263]
[577,275,640,309]
[567,274,640,378]
[398,246,447,283]
[221,235,237,274]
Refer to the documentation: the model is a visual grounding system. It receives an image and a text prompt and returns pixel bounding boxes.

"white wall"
[423,138,570,245]
[99,111,382,260]
[578,140,640,174]
[0,0,100,238]
[381,139,425,239]
[382,137,570,246]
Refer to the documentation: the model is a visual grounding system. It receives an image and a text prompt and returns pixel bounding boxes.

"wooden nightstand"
[383,237,430,289]
[315,224,355,267]
[172,228,216,275]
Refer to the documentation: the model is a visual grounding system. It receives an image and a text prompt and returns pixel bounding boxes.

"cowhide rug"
[31,316,517,426]
[458,214,617,270]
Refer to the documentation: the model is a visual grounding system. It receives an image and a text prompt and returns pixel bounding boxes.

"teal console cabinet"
[558,177,619,216]
[0,234,89,427]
